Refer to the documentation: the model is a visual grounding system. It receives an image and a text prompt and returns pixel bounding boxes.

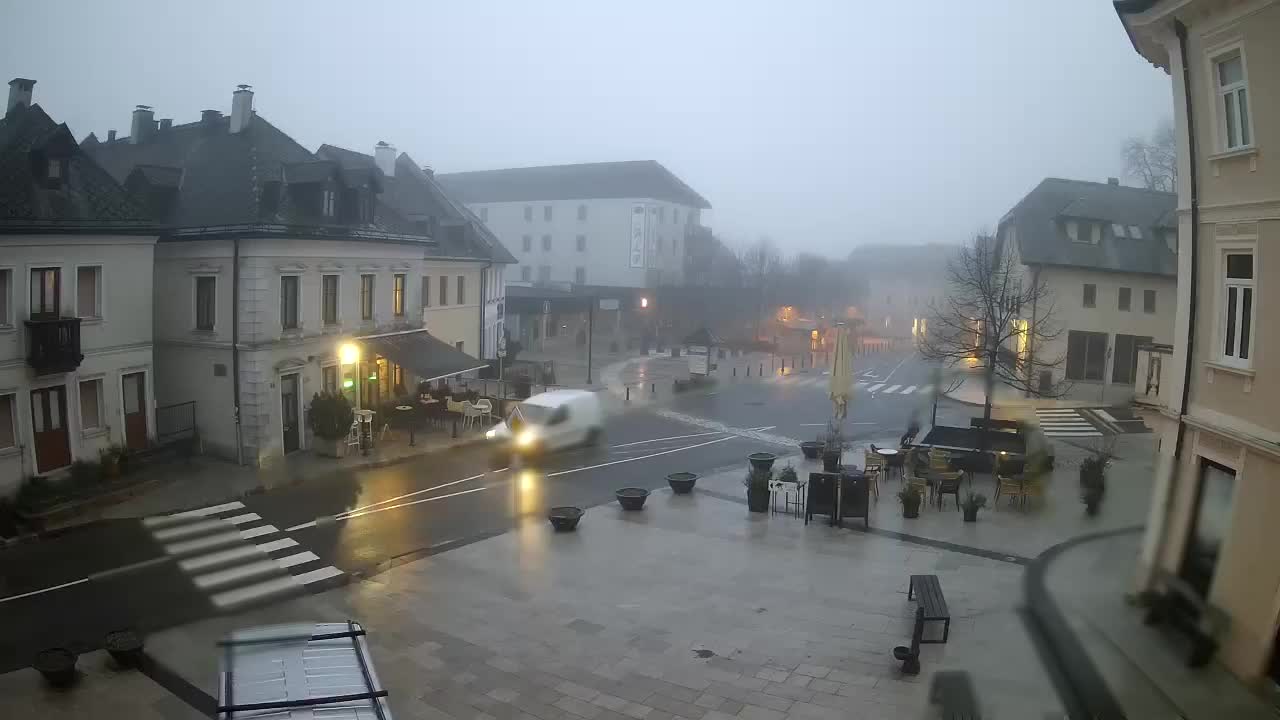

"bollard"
[759,363,763,375]
[747,365,751,377]
[626,386,631,402]
[733,367,737,377]
[452,418,458,439]
[651,383,655,394]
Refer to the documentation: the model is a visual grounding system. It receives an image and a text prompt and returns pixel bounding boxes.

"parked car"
[486,389,603,455]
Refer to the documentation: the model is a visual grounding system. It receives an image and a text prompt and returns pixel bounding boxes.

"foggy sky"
[1,0,1171,257]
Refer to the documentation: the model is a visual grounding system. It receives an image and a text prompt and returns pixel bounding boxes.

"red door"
[31,386,71,473]
[122,372,148,451]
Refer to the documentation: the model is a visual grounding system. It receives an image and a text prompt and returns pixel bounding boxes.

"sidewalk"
[942,373,1108,412]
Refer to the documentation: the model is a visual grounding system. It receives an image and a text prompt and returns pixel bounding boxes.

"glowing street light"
[640,296,649,309]
[338,342,360,365]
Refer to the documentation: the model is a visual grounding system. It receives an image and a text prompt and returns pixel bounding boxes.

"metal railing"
[155,401,197,445]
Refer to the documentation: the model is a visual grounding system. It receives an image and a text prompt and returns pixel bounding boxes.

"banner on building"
[630,205,646,268]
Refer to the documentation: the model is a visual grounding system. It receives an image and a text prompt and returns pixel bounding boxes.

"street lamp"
[640,296,649,309]
[338,342,360,365]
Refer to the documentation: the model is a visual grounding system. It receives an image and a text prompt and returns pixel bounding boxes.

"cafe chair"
[863,448,884,500]
[473,398,494,424]
[932,470,964,510]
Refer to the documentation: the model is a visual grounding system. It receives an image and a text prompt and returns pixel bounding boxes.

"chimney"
[230,84,253,134]
[421,164,434,177]
[374,141,396,176]
[159,118,173,131]
[130,105,155,144]
[107,129,117,142]
[1107,177,1120,186]
[6,77,35,115]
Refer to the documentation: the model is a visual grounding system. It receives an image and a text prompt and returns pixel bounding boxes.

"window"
[479,207,488,222]
[195,276,216,331]
[1215,52,1251,150]
[280,275,300,329]
[575,267,586,284]
[455,341,464,353]
[1083,283,1096,308]
[457,275,465,304]
[79,379,102,431]
[657,236,664,252]
[360,274,375,321]
[543,205,553,221]
[0,394,13,450]
[322,365,338,395]
[1222,252,1253,365]
[1143,289,1156,314]
[1112,223,1127,238]
[1165,229,1178,253]
[1183,460,1236,596]
[1112,334,1153,384]
[393,274,406,317]
[521,266,531,282]
[322,189,337,217]
[577,204,587,221]
[522,235,532,252]
[538,265,551,283]
[322,274,339,325]
[439,275,448,306]
[0,268,9,326]
[30,267,60,317]
[1066,221,1080,243]
[1066,330,1108,381]
[576,235,586,252]
[1090,224,1101,244]
[421,276,431,309]
[542,235,551,251]
[674,209,680,225]
[1118,287,1131,312]
[523,205,532,222]
[77,266,101,318]
[1129,226,1143,239]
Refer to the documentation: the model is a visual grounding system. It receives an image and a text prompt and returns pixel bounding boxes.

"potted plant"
[666,472,698,494]
[961,492,987,522]
[745,467,771,513]
[308,391,354,458]
[1080,453,1108,516]
[110,444,131,475]
[615,487,650,511]
[548,506,584,531]
[104,629,144,668]
[99,447,120,479]
[747,452,777,473]
[33,648,77,688]
[898,486,922,519]
[821,421,845,472]
[799,437,824,460]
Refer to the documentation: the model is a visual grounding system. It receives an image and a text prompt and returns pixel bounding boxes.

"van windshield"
[508,402,553,431]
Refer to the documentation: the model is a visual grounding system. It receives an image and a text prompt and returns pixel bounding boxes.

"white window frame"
[193,274,217,332]
[322,189,337,217]
[521,266,531,282]
[321,273,340,326]
[1209,45,1253,152]
[1066,221,1080,243]
[1090,224,1100,245]
[1218,245,1256,368]
[1112,223,1127,239]
[74,264,104,320]
[0,266,13,329]
[1129,225,1143,239]
[79,376,105,434]
[0,391,17,451]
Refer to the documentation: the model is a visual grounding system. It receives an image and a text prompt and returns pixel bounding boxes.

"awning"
[358,330,489,383]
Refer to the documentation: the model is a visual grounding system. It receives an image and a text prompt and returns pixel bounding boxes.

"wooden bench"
[1143,568,1228,668]
[930,671,980,719]
[908,574,951,643]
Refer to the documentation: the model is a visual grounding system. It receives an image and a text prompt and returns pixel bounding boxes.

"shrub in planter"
[1080,454,1108,516]
[744,467,771,513]
[615,487,650,511]
[99,448,120,479]
[666,472,698,494]
[799,440,824,460]
[898,486,923,518]
[821,421,846,472]
[69,459,100,489]
[33,648,77,688]
[104,629,144,668]
[747,452,777,473]
[961,492,987,522]
[548,506,584,531]
[308,391,354,458]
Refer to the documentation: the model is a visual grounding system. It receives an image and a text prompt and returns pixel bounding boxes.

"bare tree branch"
[1123,120,1177,192]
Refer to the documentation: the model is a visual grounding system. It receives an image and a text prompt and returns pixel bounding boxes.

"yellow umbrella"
[829,324,853,419]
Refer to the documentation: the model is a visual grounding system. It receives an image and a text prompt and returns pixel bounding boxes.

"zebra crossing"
[751,372,933,396]
[143,500,343,612]
[1034,408,1103,438]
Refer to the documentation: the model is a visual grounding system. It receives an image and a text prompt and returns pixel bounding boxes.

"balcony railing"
[25,316,83,375]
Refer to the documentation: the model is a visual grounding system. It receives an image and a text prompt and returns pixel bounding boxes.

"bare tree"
[918,233,1067,431]
[1123,120,1177,192]
[737,237,781,338]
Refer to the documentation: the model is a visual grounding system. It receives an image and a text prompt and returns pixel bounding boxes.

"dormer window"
[1128,225,1143,239]
[1112,223,1127,238]
[47,160,62,179]
[1066,221,1080,243]
[322,189,336,217]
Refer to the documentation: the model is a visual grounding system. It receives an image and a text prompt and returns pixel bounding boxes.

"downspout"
[232,237,243,466]
[1028,265,1041,397]
[479,261,492,360]
[1149,18,1200,584]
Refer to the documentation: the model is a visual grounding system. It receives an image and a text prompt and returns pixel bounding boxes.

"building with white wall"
[86,87,512,466]
[437,161,711,291]
[1,79,158,491]
[998,177,1177,400]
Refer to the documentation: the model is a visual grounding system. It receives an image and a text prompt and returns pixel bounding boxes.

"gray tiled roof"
[1003,178,1176,277]
[436,160,712,209]
[0,103,152,231]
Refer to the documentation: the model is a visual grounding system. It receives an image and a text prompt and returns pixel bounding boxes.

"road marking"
[545,435,738,478]
[151,518,233,542]
[799,423,827,426]
[0,577,89,604]
[211,575,300,609]
[746,425,776,431]
[195,559,281,590]
[338,487,489,522]
[142,501,246,528]
[903,385,917,394]
[868,384,885,392]
[1095,409,1119,423]
[881,354,911,384]
[884,384,902,394]
[238,524,278,540]
[610,431,725,448]
[295,566,344,585]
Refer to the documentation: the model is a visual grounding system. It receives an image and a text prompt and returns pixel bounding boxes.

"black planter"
[548,506,584,531]
[799,441,823,460]
[746,486,770,513]
[104,629,144,668]
[963,509,978,522]
[748,452,777,472]
[33,648,77,688]
[667,472,698,494]
[615,488,650,511]
[901,500,921,519]
[1083,490,1102,516]
[821,449,842,472]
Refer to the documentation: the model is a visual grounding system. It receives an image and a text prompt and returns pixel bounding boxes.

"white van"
[486,389,604,454]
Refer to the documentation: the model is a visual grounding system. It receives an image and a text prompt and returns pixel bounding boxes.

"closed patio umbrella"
[829,324,853,419]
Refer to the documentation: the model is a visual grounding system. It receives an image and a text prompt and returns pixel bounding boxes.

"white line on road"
[142,500,246,528]
[546,435,738,478]
[0,577,89,604]
[869,384,885,392]
[338,487,489,521]
[884,385,902,394]
[903,385,917,394]
[610,431,725,448]
[881,354,911,384]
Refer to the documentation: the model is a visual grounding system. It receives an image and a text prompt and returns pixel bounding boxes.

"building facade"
[1,79,158,492]
[437,161,711,290]
[87,87,510,466]
[999,177,1178,401]
[1119,0,1280,690]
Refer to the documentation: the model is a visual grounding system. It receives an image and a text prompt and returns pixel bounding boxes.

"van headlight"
[516,429,537,448]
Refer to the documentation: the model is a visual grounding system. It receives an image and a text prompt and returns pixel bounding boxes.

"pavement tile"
[622,703,654,719]
[782,675,810,689]
[737,705,787,720]
[791,665,830,679]
[803,679,840,695]
[694,693,726,710]
[665,674,712,692]
[592,694,630,711]
[718,700,745,715]
[782,702,842,720]
[489,688,523,703]
[754,668,789,683]
[761,683,813,703]
[515,697,565,720]
[654,683,700,703]
[646,693,707,719]
[728,676,769,692]
[556,696,604,719]
[742,692,792,713]
[489,657,525,674]
[568,619,607,636]
[804,693,843,711]
[557,681,601,702]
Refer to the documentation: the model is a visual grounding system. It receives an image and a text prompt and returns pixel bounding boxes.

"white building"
[437,161,711,290]
[1,79,158,491]
[999,177,1178,399]
[86,87,512,467]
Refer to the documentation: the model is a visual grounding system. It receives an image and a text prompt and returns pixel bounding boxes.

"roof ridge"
[1041,176,1175,196]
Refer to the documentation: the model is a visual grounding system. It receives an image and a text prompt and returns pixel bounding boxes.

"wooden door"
[281,373,300,454]
[122,371,148,451]
[31,386,71,473]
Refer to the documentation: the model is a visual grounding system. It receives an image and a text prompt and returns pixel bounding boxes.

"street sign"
[598,298,620,311]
